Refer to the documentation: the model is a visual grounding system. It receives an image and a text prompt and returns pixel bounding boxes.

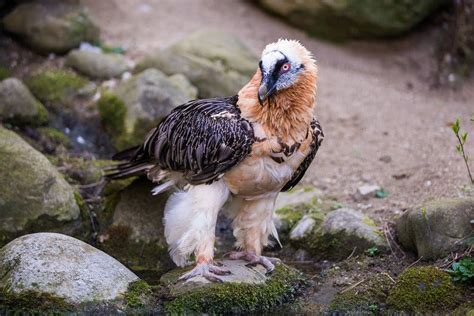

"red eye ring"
[281,63,291,72]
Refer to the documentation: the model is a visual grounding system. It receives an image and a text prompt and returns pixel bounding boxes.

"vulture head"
[257,39,317,105]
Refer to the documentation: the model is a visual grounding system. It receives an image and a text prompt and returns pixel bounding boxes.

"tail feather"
[105,145,153,180]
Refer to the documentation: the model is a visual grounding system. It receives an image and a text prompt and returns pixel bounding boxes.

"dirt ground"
[83,0,474,221]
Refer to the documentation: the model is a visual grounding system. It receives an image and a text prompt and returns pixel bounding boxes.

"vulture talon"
[178,263,229,283]
[226,251,280,274]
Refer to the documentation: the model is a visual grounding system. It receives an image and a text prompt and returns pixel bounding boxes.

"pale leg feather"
[163,179,229,268]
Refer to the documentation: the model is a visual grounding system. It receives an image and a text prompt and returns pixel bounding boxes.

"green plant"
[447,257,474,284]
[366,247,379,257]
[452,118,473,184]
[368,304,377,313]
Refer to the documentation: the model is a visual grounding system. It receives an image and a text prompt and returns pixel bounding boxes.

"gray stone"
[255,0,447,39]
[0,233,139,304]
[3,0,99,53]
[356,185,381,198]
[0,78,48,126]
[273,186,328,238]
[104,68,197,149]
[290,215,316,241]
[296,208,387,260]
[396,198,474,260]
[167,259,267,295]
[0,127,80,243]
[136,31,257,97]
[66,50,130,79]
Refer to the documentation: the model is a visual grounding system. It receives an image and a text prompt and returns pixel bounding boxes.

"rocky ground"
[0,0,473,314]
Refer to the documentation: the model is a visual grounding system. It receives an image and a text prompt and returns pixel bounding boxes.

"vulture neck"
[237,70,317,142]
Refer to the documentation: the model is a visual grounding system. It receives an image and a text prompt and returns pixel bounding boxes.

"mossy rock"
[396,198,474,260]
[51,156,111,186]
[2,1,100,53]
[99,69,197,150]
[255,0,447,40]
[163,262,306,314]
[329,273,394,313]
[25,69,88,108]
[274,186,338,238]
[0,66,11,81]
[294,208,388,260]
[98,178,174,280]
[0,78,48,126]
[136,30,257,98]
[0,127,80,246]
[65,49,130,79]
[386,266,462,313]
[0,287,74,313]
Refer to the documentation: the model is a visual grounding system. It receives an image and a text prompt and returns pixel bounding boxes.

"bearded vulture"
[106,39,323,282]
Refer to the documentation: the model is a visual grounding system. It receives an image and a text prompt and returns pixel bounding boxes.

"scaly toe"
[178,263,224,283]
[209,264,231,276]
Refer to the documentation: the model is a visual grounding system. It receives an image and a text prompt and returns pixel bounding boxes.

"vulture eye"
[281,63,291,73]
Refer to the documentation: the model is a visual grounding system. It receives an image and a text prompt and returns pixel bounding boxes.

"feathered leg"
[227,194,281,273]
[163,179,230,282]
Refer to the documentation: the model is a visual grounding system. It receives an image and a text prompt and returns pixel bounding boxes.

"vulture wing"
[281,118,324,192]
[107,95,255,185]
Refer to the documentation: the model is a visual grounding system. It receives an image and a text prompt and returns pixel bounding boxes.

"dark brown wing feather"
[281,118,324,192]
[106,95,255,185]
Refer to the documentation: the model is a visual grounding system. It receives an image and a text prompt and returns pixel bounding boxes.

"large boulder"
[0,233,143,309]
[0,127,80,246]
[255,0,447,39]
[65,49,130,79]
[396,198,474,260]
[99,178,174,276]
[0,78,48,126]
[291,208,388,260]
[136,31,257,97]
[161,260,305,314]
[2,0,100,53]
[98,68,197,150]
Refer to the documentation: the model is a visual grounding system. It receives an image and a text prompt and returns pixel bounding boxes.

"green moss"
[124,280,153,309]
[329,274,394,313]
[0,287,73,313]
[0,67,10,81]
[164,264,305,314]
[97,92,126,136]
[387,266,462,313]
[25,69,87,104]
[37,127,71,147]
[276,205,305,228]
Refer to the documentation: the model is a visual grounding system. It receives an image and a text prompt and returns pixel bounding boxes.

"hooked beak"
[258,74,276,105]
